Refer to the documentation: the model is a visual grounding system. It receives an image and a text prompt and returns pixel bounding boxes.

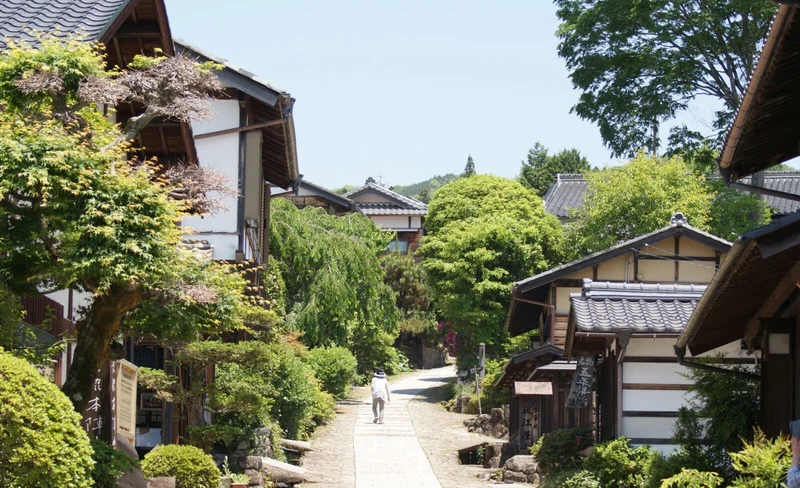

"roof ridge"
[344,182,428,210]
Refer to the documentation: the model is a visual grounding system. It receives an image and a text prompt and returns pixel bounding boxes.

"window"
[388,239,409,253]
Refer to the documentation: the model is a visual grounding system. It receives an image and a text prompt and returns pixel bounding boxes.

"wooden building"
[273,180,361,215]
[499,214,735,452]
[343,182,427,253]
[677,2,800,440]
[0,0,300,452]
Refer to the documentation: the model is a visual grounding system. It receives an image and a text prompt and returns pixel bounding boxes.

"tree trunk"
[62,284,143,412]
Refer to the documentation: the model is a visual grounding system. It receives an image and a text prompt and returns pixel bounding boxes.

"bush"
[728,428,790,487]
[584,436,655,488]
[562,470,602,488]
[660,469,723,488]
[305,346,358,398]
[0,350,94,488]
[90,438,140,488]
[141,444,220,488]
[269,346,331,439]
[533,427,594,476]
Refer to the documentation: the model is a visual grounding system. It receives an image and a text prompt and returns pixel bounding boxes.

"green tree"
[555,0,777,156]
[707,180,771,241]
[269,199,399,372]
[566,154,713,255]
[463,154,476,177]
[0,38,261,411]
[519,142,591,196]
[419,175,563,366]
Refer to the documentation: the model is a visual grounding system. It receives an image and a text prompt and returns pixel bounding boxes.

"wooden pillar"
[761,318,794,437]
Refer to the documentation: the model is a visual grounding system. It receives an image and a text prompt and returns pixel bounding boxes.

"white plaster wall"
[646,445,680,456]
[557,287,581,314]
[183,100,240,234]
[350,192,394,204]
[623,363,693,385]
[625,337,748,359]
[622,417,677,439]
[410,216,422,228]
[371,215,415,229]
[45,289,92,321]
[622,389,695,411]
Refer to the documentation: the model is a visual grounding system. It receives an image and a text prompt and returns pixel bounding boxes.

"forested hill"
[392,174,458,198]
[332,174,459,201]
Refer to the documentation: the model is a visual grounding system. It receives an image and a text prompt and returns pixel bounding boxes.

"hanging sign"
[566,355,595,408]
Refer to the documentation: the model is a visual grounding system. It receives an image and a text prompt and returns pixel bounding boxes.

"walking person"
[790,420,800,487]
[371,367,390,424]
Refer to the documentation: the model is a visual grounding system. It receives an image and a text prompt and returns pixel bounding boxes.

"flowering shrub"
[438,321,458,355]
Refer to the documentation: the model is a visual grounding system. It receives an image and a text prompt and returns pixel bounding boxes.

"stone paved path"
[301,367,526,488]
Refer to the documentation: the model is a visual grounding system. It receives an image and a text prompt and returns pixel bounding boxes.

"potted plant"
[221,457,251,488]
[230,473,250,488]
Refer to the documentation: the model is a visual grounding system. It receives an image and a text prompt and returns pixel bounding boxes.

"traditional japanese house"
[544,172,800,225]
[498,213,733,451]
[273,179,361,215]
[0,0,300,452]
[676,2,800,439]
[565,279,752,454]
[343,182,427,253]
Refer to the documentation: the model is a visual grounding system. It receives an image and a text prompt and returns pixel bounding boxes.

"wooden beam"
[158,127,169,154]
[623,411,679,418]
[114,23,162,38]
[194,120,284,140]
[674,235,680,282]
[112,38,125,68]
[744,260,800,343]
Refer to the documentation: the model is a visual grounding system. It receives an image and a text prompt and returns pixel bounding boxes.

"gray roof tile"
[544,172,800,219]
[0,0,131,49]
[571,279,707,333]
[358,202,427,216]
[344,182,428,213]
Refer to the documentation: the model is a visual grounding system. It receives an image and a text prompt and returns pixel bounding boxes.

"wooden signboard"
[566,355,595,408]
[514,381,553,396]
[115,359,138,447]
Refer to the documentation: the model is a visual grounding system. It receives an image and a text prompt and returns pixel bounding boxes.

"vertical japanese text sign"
[81,359,138,448]
[566,355,595,408]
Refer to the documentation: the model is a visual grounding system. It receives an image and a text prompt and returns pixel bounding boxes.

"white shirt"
[371,376,389,401]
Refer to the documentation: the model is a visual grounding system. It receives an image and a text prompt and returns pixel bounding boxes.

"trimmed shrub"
[305,346,357,398]
[90,438,139,488]
[583,436,655,488]
[533,427,594,476]
[562,470,602,488]
[0,350,94,488]
[141,444,220,488]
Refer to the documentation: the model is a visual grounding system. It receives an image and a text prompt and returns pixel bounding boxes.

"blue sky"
[166,0,726,189]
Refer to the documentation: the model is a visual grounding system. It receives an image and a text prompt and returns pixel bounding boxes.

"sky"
[165,0,727,189]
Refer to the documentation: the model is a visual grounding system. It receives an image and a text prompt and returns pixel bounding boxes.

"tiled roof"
[571,279,707,333]
[543,174,588,218]
[344,182,428,213]
[175,39,287,106]
[358,202,427,216]
[543,172,800,219]
[0,0,131,48]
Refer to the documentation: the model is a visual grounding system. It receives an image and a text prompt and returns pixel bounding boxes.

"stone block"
[503,470,529,483]
[490,407,504,423]
[244,456,263,470]
[505,455,537,474]
[528,473,540,484]
[219,477,232,488]
[119,470,147,488]
[147,478,176,488]
[245,469,263,486]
